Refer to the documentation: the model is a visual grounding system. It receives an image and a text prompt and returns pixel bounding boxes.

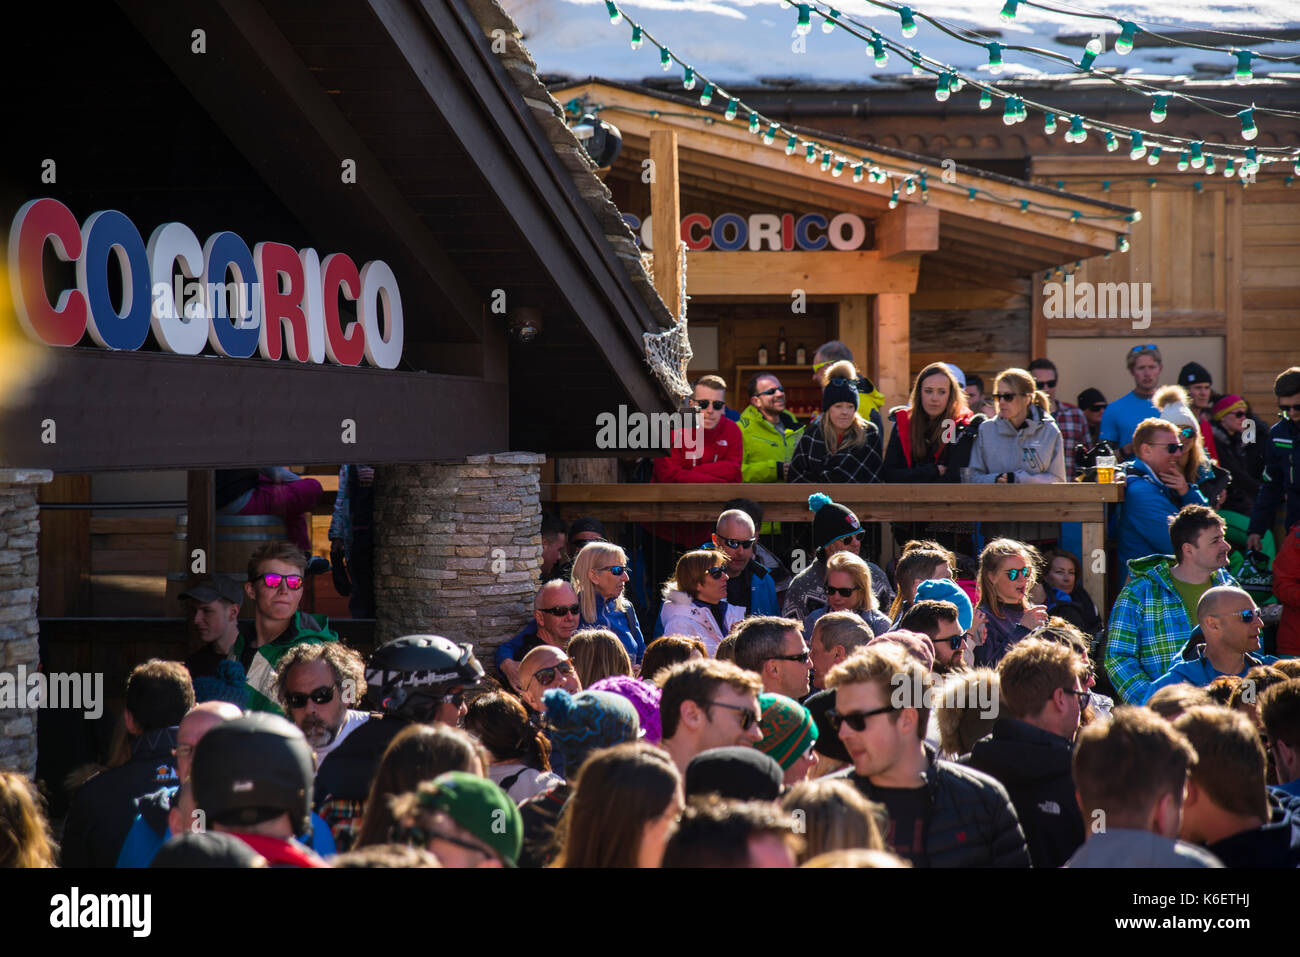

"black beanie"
[822,375,860,412]
[809,493,861,552]
[1178,362,1212,387]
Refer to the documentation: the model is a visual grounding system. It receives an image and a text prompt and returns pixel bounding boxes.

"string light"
[1044,113,1058,135]
[605,1,621,24]
[785,133,798,155]
[822,6,839,33]
[889,186,900,209]
[724,98,738,122]
[805,143,817,164]
[795,3,812,35]
[749,112,760,134]
[821,150,833,171]
[682,66,695,91]
[986,42,1003,75]
[832,159,845,177]
[852,163,864,183]
[763,123,778,146]
[1105,131,1118,152]
[1000,0,1018,21]
[935,72,951,102]
[1129,131,1147,160]
[1150,94,1169,123]
[1079,36,1103,71]
[659,46,671,71]
[898,6,917,38]
[699,81,714,106]
[1147,146,1163,166]
[1234,50,1254,83]
[979,89,992,110]
[1177,151,1190,172]
[1239,108,1258,141]
[1114,21,1139,55]
[1190,141,1205,169]
[870,31,888,67]
[630,25,642,49]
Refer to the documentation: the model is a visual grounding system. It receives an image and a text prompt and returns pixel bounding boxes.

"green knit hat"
[755,693,818,771]
[418,771,523,867]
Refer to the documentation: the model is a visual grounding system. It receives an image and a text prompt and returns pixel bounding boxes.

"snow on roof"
[501,0,1300,86]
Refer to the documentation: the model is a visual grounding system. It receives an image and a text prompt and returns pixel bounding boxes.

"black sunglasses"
[285,684,338,710]
[755,386,785,397]
[1062,687,1090,706]
[828,705,895,733]
[768,650,811,665]
[1159,442,1184,454]
[539,603,581,617]
[718,536,756,550]
[826,585,860,598]
[993,392,1026,403]
[1034,378,1057,389]
[696,399,726,411]
[1223,608,1262,623]
[596,565,628,576]
[704,565,729,580]
[525,661,575,690]
[705,700,759,731]
[1087,403,1108,412]
[944,633,970,652]
[1279,402,1300,414]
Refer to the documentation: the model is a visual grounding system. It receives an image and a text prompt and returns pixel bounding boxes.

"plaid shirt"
[787,423,883,484]
[1104,555,1237,704]
[1053,400,1089,477]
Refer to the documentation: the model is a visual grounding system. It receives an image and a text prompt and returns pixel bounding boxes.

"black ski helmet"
[364,635,485,721]
[191,713,314,837]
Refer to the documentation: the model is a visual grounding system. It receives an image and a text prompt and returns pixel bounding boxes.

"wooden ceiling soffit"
[557,82,1129,254]
[116,0,486,348]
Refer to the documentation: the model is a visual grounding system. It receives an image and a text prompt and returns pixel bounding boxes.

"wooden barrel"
[164,513,287,616]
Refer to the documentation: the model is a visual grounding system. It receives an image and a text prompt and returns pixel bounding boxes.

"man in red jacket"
[653,375,742,484]
[1274,525,1300,657]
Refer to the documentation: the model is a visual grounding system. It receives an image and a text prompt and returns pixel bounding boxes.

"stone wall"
[373,453,544,656]
[0,469,52,776]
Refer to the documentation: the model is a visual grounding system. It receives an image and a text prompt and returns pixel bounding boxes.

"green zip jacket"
[235,612,340,715]
[738,405,805,483]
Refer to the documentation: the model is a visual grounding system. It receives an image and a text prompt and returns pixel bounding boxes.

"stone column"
[373,453,544,658]
[0,469,53,776]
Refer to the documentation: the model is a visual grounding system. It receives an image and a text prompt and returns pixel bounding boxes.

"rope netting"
[642,241,693,405]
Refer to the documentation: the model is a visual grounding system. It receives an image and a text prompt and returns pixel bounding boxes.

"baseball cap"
[417,772,523,867]
[179,575,245,605]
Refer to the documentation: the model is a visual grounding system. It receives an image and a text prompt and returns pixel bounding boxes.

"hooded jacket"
[1205,791,1300,868]
[1116,458,1208,579]
[737,405,804,483]
[882,407,982,483]
[1248,417,1300,537]
[657,588,745,657]
[967,405,1066,483]
[652,418,743,484]
[964,718,1085,869]
[1104,555,1238,704]
[841,743,1031,868]
[236,612,340,715]
[1145,645,1279,702]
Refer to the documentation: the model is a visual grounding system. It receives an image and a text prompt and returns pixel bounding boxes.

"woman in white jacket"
[967,368,1066,484]
[656,550,745,657]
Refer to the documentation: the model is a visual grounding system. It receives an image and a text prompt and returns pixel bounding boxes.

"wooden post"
[649,129,682,318]
[186,469,215,585]
[1081,519,1106,625]
[872,292,911,414]
[837,296,870,374]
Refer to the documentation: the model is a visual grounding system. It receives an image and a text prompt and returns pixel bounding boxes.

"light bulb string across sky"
[790,0,1300,162]
[798,0,1300,124]
[1007,0,1300,61]
[600,1,1144,229]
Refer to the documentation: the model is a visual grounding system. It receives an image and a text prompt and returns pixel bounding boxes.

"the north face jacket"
[1248,417,1300,537]
[967,405,1066,483]
[840,743,1031,868]
[651,418,743,484]
[1104,555,1237,704]
[737,405,804,483]
[235,612,339,715]
[964,718,1085,869]
[1205,790,1300,868]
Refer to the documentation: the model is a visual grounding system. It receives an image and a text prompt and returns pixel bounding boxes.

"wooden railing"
[542,482,1124,621]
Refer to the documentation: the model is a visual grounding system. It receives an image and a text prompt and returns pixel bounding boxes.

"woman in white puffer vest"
[656,550,745,657]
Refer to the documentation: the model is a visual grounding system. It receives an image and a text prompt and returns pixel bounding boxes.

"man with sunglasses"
[733,615,811,700]
[966,638,1088,868]
[1247,367,1300,554]
[1144,586,1281,700]
[231,542,340,714]
[517,646,582,717]
[496,580,582,692]
[1077,388,1107,445]
[1116,419,1209,581]
[659,659,764,776]
[1101,345,1164,459]
[739,372,804,483]
[651,374,742,484]
[275,642,370,762]
[825,644,1029,867]
[707,508,779,619]
[1029,358,1088,477]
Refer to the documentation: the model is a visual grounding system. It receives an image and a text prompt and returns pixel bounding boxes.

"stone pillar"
[0,469,53,776]
[373,453,544,658]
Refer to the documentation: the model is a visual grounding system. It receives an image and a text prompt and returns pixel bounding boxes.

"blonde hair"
[825,551,879,612]
[572,541,630,622]
[567,628,634,687]
[906,362,971,463]
[1154,385,1210,482]
[977,538,1042,619]
[780,778,885,864]
[825,644,931,741]
[0,772,57,868]
[993,368,1051,416]
[820,360,871,453]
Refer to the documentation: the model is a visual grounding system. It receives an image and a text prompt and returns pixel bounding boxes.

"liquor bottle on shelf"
[777,327,787,363]
[796,343,806,365]
[757,343,768,365]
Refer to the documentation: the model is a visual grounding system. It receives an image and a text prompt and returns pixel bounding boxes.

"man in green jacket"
[739,372,804,482]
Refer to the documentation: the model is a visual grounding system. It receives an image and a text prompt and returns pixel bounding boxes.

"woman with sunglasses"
[967,368,1066,485]
[883,362,983,484]
[1210,395,1269,524]
[804,551,893,639]
[787,360,883,484]
[1155,386,1231,507]
[974,538,1047,667]
[657,550,745,657]
[572,541,645,665]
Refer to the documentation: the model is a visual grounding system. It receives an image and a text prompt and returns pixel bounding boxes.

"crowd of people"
[2,350,1299,870]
